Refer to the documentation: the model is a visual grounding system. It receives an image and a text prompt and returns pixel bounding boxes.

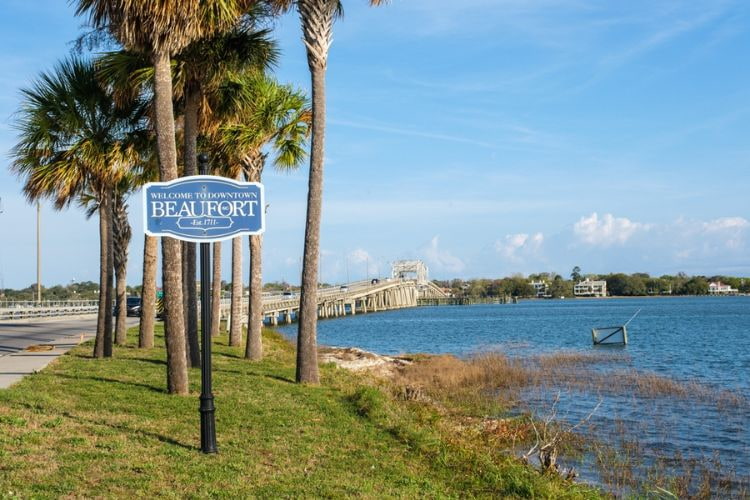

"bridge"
[0,260,448,323]
[226,275,447,327]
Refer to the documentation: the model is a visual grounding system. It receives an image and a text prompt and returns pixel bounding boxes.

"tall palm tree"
[179,25,278,351]
[139,234,159,348]
[213,73,310,360]
[229,223,245,347]
[11,57,147,359]
[112,189,132,345]
[75,0,253,393]
[95,15,278,365]
[94,51,162,350]
[180,21,277,360]
[210,241,223,337]
[79,179,135,347]
[271,0,387,383]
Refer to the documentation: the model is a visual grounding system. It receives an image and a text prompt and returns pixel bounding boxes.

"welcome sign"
[143,176,265,242]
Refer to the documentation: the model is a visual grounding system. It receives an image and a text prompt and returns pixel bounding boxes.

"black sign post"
[198,153,218,454]
[143,152,265,453]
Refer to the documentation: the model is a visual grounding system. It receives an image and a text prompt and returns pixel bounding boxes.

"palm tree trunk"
[229,234,243,346]
[244,163,263,360]
[183,84,200,367]
[153,49,188,394]
[181,244,192,364]
[139,235,158,348]
[113,193,131,346]
[296,0,336,384]
[245,233,263,360]
[103,189,115,358]
[210,241,222,337]
[114,265,128,345]
[94,189,111,358]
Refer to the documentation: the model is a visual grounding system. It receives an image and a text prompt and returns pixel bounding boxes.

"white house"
[708,281,737,294]
[530,281,549,298]
[574,279,607,297]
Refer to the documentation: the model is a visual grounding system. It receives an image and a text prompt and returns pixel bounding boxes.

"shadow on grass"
[212,366,295,384]
[55,373,166,394]
[265,374,295,384]
[130,357,167,366]
[61,410,195,451]
[214,352,244,360]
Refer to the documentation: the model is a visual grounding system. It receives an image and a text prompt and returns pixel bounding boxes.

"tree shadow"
[265,374,295,384]
[55,372,166,394]
[212,367,294,384]
[130,357,167,366]
[61,410,195,451]
[213,352,245,360]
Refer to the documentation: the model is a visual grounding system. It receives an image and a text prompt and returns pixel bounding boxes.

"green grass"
[0,326,602,498]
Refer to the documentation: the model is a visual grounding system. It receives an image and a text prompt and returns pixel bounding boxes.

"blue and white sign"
[143,176,265,242]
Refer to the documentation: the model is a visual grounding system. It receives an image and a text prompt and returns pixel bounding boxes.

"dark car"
[126,297,142,316]
[113,297,142,317]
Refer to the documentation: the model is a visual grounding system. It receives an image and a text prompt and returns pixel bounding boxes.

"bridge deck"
[0,278,449,323]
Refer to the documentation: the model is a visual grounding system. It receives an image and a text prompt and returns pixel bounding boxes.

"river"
[278,296,750,493]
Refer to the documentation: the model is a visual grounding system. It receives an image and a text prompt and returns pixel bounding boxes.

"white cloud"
[573,212,647,246]
[701,216,749,232]
[495,232,544,262]
[697,216,749,251]
[348,248,371,265]
[422,236,465,273]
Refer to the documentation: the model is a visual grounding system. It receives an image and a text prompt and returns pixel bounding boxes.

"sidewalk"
[0,330,95,389]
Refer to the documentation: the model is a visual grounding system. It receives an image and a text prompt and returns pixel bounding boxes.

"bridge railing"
[0,300,100,321]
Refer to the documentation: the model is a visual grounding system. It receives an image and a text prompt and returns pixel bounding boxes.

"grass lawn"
[0,325,601,498]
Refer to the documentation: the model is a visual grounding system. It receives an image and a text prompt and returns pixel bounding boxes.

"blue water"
[277,296,750,490]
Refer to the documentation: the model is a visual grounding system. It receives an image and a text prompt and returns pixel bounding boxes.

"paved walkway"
[0,315,138,389]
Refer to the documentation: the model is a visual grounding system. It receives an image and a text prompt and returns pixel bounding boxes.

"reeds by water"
[392,350,749,498]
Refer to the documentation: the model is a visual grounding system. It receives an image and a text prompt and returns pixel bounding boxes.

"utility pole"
[36,201,41,303]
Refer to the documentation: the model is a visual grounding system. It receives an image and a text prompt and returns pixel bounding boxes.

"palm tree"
[139,235,159,348]
[75,0,253,393]
[94,51,162,350]
[11,57,147,359]
[210,241,223,337]
[271,0,387,383]
[112,189,132,345]
[213,73,310,360]
[229,227,245,347]
[96,16,278,364]
[179,20,277,360]
[180,25,278,351]
[80,180,135,346]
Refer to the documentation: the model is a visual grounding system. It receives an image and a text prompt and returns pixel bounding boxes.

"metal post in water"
[198,153,217,454]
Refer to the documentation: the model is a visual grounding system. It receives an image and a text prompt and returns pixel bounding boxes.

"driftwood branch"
[523,392,602,478]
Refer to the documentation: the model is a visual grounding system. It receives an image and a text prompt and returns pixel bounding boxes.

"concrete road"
[0,315,140,388]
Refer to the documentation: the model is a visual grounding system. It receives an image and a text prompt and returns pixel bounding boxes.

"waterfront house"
[708,281,738,294]
[574,279,607,297]
[529,280,550,298]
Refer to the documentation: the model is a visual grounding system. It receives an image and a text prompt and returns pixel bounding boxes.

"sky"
[0,0,749,289]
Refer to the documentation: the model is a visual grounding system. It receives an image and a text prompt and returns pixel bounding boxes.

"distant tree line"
[433,271,749,299]
[0,281,131,301]
[1,279,329,301]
